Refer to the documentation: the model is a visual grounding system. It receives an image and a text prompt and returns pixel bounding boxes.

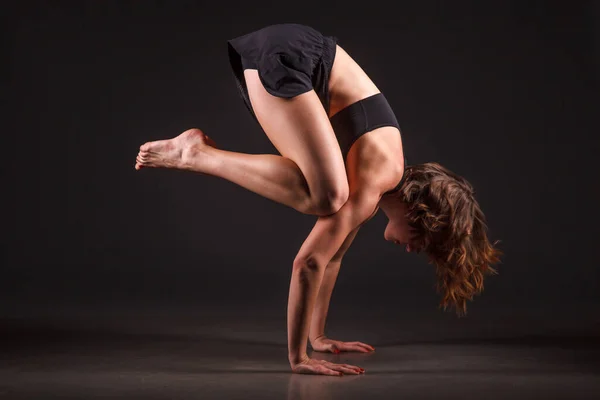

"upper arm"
[329,197,381,263]
[329,225,360,263]
[294,190,380,267]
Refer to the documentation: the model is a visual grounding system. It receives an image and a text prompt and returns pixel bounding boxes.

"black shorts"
[227,24,406,195]
[228,23,338,120]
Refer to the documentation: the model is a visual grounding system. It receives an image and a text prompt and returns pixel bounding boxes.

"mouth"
[394,241,415,253]
[393,240,411,252]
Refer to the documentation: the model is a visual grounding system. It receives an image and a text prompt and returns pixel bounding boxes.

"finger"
[323,361,361,371]
[338,367,361,375]
[316,365,343,376]
[325,363,361,375]
[338,343,371,353]
[339,365,363,374]
[348,341,372,347]
[355,343,375,352]
[342,363,365,372]
[337,364,365,371]
[349,342,375,351]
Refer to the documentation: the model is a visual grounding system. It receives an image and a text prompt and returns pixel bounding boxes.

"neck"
[378,194,402,218]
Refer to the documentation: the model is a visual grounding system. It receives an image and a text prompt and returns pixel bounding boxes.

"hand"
[311,336,375,353]
[290,355,364,376]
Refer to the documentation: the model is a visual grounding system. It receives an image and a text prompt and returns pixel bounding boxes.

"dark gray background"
[4,0,599,329]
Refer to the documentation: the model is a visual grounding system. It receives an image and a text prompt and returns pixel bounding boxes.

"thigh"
[243,69,349,200]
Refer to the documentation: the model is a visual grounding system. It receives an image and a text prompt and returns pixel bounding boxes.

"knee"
[313,188,349,216]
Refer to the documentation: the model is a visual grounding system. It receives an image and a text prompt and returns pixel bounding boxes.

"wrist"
[288,353,309,366]
[310,333,327,345]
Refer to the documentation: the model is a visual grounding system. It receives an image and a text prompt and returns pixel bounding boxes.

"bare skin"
[135,43,411,376]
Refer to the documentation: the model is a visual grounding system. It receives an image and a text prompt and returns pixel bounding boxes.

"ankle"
[181,144,215,172]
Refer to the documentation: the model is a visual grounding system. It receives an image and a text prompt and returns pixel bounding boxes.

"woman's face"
[381,199,419,253]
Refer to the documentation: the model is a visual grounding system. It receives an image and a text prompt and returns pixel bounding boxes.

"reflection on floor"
[1,311,599,399]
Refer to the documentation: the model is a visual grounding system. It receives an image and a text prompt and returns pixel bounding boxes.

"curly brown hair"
[395,162,502,317]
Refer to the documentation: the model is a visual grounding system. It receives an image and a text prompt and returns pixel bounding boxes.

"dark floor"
[1,308,599,399]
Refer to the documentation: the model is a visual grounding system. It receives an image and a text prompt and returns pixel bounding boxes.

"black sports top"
[329,92,407,196]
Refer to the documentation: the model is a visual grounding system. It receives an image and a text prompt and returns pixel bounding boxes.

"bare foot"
[135,128,217,171]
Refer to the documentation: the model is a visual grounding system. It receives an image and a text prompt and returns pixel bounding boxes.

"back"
[327,45,381,118]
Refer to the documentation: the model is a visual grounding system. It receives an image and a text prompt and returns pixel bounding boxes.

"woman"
[134,23,501,376]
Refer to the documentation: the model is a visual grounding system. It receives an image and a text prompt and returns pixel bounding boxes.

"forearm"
[307,225,361,346]
[308,260,341,345]
[286,192,376,365]
[287,260,327,364]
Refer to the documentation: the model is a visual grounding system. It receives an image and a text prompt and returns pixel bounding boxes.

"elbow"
[293,255,324,274]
